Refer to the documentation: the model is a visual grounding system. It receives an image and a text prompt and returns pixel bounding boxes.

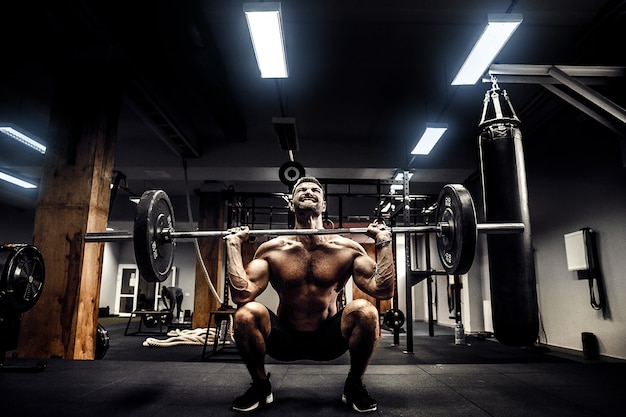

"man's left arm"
[352,221,396,299]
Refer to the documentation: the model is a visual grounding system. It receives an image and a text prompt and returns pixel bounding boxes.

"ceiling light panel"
[244,2,288,78]
[0,171,37,189]
[451,14,523,86]
[411,124,448,155]
[0,125,47,154]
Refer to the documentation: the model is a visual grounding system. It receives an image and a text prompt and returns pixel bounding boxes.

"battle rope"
[142,327,235,347]
[182,158,223,304]
[143,314,235,347]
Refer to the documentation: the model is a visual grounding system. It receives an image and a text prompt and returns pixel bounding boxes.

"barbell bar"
[84,222,522,242]
[84,184,525,282]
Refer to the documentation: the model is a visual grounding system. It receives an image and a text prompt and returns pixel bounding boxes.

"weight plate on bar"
[279,160,305,186]
[0,244,45,313]
[134,190,175,283]
[435,184,477,275]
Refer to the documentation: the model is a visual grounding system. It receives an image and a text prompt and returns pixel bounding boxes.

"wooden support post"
[193,192,228,328]
[192,191,259,328]
[17,62,121,360]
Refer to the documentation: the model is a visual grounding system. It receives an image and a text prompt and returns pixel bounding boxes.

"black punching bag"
[478,82,539,347]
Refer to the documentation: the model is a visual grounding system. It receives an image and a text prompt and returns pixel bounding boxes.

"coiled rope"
[143,327,235,347]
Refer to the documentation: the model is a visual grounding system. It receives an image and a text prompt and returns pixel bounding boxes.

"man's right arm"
[224,231,270,306]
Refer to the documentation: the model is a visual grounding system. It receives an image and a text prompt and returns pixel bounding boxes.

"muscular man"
[225,176,395,413]
[160,286,183,320]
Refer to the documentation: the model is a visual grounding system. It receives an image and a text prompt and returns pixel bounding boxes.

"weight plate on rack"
[142,313,158,328]
[0,244,45,313]
[159,310,173,325]
[133,190,175,282]
[383,308,405,330]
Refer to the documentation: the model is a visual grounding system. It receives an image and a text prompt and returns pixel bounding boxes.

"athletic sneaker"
[231,374,273,412]
[342,377,378,412]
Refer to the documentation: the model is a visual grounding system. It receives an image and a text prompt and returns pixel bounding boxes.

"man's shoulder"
[326,235,365,250]
[255,236,292,253]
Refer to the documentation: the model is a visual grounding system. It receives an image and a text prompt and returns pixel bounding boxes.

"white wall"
[98,240,200,316]
[99,242,119,313]
[527,165,626,360]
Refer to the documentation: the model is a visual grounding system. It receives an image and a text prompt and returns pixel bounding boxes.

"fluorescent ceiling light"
[0,171,37,189]
[411,124,448,155]
[0,125,47,154]
[244,2,288,78]
[451,14,523,86]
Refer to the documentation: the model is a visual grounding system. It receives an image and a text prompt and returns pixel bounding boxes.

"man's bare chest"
[267,245,354,285]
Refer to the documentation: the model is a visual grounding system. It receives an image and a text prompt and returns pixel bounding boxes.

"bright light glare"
[451,14,523,85]
[0,171,37,189]
[244,3,288,78]
[411,125,448,155]
[391,172,414,190]
[393,172,414,181]
[0,126,47,154]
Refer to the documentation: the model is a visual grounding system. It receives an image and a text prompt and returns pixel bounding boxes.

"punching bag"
[478,81,539,347]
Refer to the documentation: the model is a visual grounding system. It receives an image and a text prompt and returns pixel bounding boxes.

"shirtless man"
[160,286,184,320]
[225,176,395,413]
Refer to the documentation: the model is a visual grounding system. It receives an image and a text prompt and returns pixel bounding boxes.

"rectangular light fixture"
[0,125,47,154]
[411,124,448,155]
[0,171,37,189]
[451,14,523,86]
[244,2,288,78]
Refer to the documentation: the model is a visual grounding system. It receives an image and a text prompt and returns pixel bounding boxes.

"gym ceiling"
[0,0,624,212]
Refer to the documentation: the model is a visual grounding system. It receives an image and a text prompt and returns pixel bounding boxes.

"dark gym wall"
[1,206,36,244]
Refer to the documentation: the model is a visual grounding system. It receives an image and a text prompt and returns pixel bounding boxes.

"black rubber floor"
[1,318,623,417]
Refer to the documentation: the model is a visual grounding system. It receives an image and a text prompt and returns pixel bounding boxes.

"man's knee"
[348,299,379,320]
[342,299,380,334]
[234,302,269,334]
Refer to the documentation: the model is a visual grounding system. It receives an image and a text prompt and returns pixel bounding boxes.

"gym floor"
[1,318,624,417]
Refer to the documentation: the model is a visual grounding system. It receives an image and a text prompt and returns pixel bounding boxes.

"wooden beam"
[17,61,121,359]
[193,192,228,329]
[192,191,258,329]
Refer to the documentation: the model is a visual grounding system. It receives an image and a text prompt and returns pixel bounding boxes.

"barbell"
[84,184,524,282]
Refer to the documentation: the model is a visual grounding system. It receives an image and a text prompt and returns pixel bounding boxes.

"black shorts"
[265,308,349,362]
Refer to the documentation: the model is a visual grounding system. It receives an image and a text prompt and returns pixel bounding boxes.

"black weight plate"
[436,184,477,275]
[142,313,158,328]
[95,323,110,359]
[159,310,173,325]
[279,161,305,186]
[133,190,175,282]
[0,244,45,313]
[383,309,405,330]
